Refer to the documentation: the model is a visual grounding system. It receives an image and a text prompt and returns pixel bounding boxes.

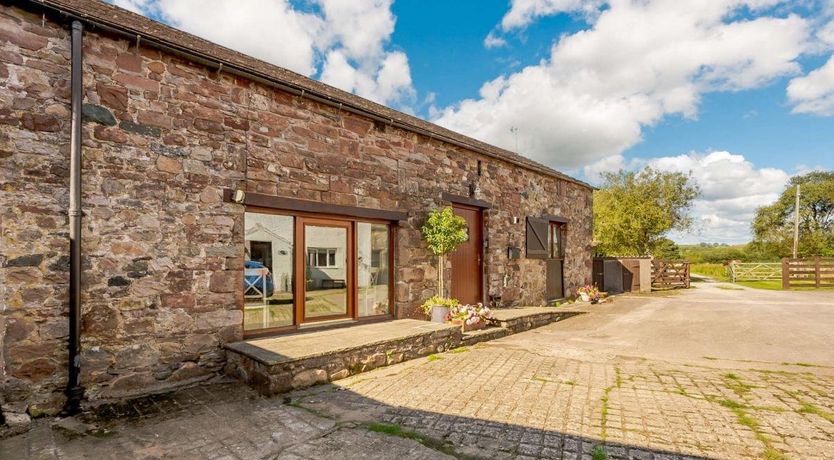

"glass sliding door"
[357,222,390,317]
[243,211,392,335]
[244,212,295,332]
[300,218,353,321]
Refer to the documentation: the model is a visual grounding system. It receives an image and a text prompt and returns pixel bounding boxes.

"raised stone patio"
[224,307,586,396]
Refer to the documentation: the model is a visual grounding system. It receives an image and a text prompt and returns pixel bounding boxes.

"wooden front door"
[546,222,565,300]
[450,204,483,304]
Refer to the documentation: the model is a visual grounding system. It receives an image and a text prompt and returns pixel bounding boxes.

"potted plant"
[420,207,468,299]
[420,296,459,323]
[576,285,601,304]
[447,303,493,332]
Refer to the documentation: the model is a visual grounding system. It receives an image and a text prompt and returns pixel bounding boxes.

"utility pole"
[792,184,800,259]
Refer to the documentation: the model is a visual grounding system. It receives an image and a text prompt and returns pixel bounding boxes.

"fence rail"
[651,260,690,290]
[782,257,834,290]
[729,262,781,282]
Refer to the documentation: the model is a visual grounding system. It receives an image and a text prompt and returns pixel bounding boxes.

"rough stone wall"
[0,4,592,414]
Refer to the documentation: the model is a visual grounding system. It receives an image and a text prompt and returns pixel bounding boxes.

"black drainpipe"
[62,19,86,416]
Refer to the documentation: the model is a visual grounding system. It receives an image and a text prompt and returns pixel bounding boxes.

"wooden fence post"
[815,256,821,289]
[781,258,790,290]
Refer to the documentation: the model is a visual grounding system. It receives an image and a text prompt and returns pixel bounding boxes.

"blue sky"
[113,0,834,243]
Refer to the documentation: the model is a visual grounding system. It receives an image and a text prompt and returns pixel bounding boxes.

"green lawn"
[737,279,834,291]
[691,263,730,281]
[691,264,834,291]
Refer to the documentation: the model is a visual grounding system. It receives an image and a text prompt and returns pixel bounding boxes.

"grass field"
[691,264,834,291]
[690,263,730,281]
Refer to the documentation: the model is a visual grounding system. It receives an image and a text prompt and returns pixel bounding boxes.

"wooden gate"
[729,262,781,282]
[651,260,690,290]
[781,258,834,290]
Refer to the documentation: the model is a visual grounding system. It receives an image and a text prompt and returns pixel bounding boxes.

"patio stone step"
[224,308,585,396]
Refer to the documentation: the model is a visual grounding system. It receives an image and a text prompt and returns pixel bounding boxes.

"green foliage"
[690,263,730,281]
[752,171,834,257]
[680,243,778,263]
[421,207,468,297]
[591,445,608,460]
[420,207,468,256]
[593,167,699,256]
[653,237,682,259]
[419,296,459,316]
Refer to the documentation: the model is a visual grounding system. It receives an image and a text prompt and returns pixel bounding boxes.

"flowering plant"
[419,296,459,317]
[576,285,601,302]
[447,303,493,326]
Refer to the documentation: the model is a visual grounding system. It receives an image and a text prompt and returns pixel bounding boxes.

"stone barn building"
[0,0,593,416]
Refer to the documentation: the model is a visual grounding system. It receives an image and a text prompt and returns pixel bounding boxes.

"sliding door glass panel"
[244,212,294,331]
[357,222,390,317]
[304,225,348,318]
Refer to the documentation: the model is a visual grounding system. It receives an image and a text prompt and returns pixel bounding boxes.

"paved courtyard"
[3,282,834,459]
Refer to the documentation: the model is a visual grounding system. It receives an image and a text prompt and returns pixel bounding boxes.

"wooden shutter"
[526,217,548,259]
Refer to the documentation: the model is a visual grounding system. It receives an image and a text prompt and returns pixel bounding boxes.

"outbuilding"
[0,0,593,414]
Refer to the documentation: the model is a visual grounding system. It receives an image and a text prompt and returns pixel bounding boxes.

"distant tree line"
[750,171,834,258]
[593,168,833,262]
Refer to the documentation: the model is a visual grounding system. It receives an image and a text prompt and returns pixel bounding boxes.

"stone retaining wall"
[225,327,462,395]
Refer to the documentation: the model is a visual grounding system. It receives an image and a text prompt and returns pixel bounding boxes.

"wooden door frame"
[451,203,485,304]
[295,216,355,324]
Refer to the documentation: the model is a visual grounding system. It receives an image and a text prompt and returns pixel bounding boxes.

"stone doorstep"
[225,322,460,367]
[223,307,587,396]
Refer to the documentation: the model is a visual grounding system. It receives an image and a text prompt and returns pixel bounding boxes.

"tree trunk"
[438,254,445,298]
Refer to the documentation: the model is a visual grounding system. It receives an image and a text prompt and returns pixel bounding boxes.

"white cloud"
[587,151,791,243]
[484,31,508,49]
[787,55,834,115]
[111,0,414,107]
[436,0,810,170]
[499,0,605,31]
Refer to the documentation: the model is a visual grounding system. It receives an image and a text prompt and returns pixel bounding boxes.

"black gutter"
[62,19,85,416]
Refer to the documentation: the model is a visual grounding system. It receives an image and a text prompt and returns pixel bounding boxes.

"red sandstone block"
[208,271,237,293]
[147,61,166,74]
[113,72,160,92]
[137,110,173,129]
[156,155,182,174]
[96,83,128,111]
[115,53,143,73]
[0,27,48,51]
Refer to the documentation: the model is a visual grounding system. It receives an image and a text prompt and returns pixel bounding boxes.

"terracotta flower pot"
[450,319,485,332]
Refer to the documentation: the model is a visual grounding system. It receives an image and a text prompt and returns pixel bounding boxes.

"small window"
[308,248,338,268]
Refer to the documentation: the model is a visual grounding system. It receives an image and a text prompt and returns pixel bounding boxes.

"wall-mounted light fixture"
[232,189,246,203]
[511,216,519,224]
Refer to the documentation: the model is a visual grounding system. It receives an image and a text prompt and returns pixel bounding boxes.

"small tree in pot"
[420,207,468,322]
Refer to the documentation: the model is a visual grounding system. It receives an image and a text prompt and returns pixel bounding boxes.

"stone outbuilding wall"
[0,3,592,415]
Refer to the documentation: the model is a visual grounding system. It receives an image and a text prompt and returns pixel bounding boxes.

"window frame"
[243,206,395,338]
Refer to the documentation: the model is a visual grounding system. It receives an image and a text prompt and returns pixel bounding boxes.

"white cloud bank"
[585,151,792,243]
[437,0,810,170]
[111,0,414,107]
[499,0,605,31]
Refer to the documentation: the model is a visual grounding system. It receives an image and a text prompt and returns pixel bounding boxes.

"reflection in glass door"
[300,219,352,321]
